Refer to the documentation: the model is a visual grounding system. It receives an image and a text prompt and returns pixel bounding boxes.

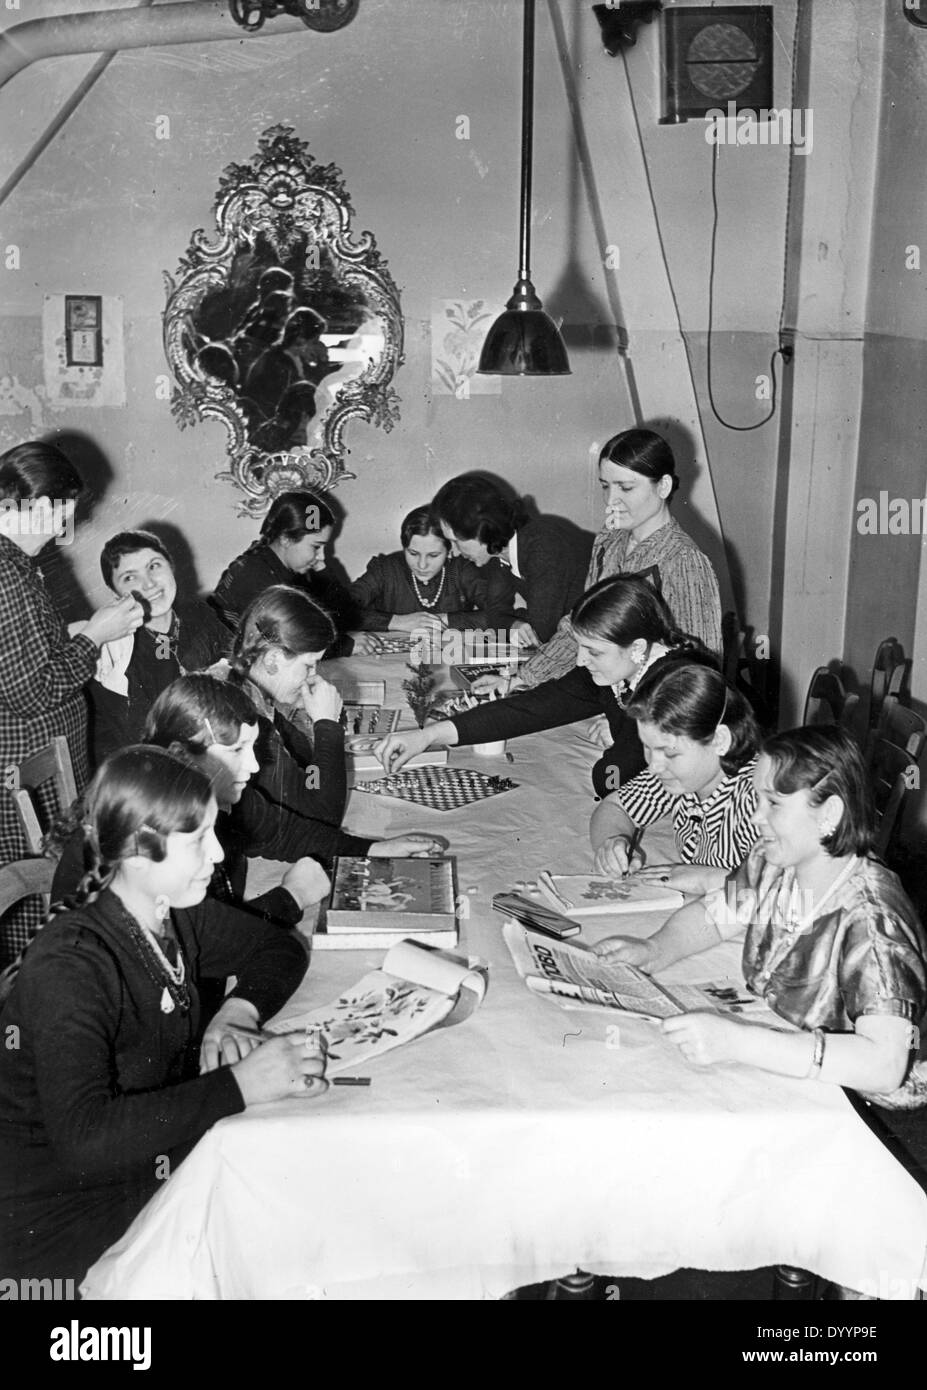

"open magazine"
[503,921,769,1021]
[267,940,488,1071]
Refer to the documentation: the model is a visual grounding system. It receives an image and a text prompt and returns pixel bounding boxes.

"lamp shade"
[478,277,571,376]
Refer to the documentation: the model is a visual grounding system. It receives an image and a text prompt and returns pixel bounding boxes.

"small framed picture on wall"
[65,295,103,366]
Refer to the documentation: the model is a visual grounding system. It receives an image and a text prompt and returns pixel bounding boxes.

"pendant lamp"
[478,0,571,376]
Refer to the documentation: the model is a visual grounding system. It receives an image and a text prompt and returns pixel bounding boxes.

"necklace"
[410,566,446,610]
[120,904,191,1014]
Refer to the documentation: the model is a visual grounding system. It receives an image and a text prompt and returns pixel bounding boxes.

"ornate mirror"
[163,125,403,511]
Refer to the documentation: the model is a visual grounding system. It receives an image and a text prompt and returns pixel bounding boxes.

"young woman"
[0,441,143,967]
[377,575,715,796]
[87,529,231,763]
[213,585,446,865]
[212,489,357,653]
[481,429,723,697]
[431,474,592,646]
[348,505,515,637]
[589,663,760,878]
[0,747,321,1286]
[53,675,332,932]
[602,727,927,1109]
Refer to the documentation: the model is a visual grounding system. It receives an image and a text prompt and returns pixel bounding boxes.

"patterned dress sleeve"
[0,554,97,717]
[660,545,722,658]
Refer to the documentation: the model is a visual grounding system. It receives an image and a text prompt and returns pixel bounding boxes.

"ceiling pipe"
[0,1,308,91]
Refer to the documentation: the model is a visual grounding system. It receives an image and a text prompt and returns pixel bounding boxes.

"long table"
[82,654,927,1300]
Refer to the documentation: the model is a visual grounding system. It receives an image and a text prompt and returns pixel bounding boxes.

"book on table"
[314,854,459,950]
[535,872,684,916]
[503,920,771,1021]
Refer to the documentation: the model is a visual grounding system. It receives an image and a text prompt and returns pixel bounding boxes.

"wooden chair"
[0,857,55,1004]
[866,702,927,858]
[869,638,907,733]
[801,665,862,741]
[12,735,77,855]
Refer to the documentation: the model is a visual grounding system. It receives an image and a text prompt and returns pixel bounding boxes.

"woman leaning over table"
[589,662,760,880]
[473,428,722,697]
[377,575,716,796]
[0,441,144,969]
[0,746,320,1287]
[596,726,927,1107]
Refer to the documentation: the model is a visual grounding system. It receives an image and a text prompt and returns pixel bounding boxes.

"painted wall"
[0,0,879,686]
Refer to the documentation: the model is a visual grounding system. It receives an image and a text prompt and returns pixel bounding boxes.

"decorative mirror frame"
[163,125,403,511]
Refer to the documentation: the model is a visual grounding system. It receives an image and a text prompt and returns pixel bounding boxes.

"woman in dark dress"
[212,490,357,654]
[349,505,515,637]
[0,746,321,1287]
[0,442,144,968]
[431,474,593,647]
[378,575,716,796]
[87,529,230,764]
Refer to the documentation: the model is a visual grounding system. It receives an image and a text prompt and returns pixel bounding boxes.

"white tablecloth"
[83,655,927,1300]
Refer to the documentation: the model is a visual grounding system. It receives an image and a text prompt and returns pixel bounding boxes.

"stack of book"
[314,855,459,950]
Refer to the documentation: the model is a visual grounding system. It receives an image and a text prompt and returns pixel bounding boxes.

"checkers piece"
[354,766,519,811]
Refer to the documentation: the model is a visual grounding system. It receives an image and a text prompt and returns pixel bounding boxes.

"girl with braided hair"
[0,746,321,1287]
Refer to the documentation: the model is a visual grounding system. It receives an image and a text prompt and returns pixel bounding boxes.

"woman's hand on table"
[281,857,332,910]
[510,620,540,649]
[592,834,644,878]
[82,594,146,648]
[369,833,450,858]
[589,935,655,969]
[299,674,343,724]
[376,726,434,772]
[231,1036,328,1104]
[633,864,721,896]
[200,998,264,1073]
[390,612,447,634]
[469,672,526,697]
[662,1011,746,1067]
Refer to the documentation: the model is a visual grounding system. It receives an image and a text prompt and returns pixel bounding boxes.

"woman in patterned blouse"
[597,727,927,1108]
[589,663,759,878]
[475,428,723,698]
[0,442,144,968]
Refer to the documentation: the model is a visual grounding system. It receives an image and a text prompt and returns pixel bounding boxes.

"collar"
[507,531,521,579]
[0,531,38,575]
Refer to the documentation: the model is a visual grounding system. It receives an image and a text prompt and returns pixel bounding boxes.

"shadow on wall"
[37,429,116,625]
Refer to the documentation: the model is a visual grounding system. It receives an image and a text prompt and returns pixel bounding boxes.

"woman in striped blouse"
[590,664,759,883]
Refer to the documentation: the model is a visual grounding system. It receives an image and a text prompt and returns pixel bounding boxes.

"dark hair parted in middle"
[100,529,173,589]
[761,725,875,859]
[431,476,521,554]
[0,439,84,503]
[570,574,703,652]
[399,506,447,551]
[259,490,335,545]
[627,663,759,776]
[598,428,679,494]
[230,584,336,680]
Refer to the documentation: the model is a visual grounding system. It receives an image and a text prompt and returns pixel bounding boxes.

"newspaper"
[503,921,767,1020]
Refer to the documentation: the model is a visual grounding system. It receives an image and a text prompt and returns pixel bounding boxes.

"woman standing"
[480,429,722,695]
[0,441,143,967]
[212,489,357,653]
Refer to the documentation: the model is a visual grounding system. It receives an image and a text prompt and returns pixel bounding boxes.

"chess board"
[366,633,413,655]
[340,703,401,739]
[354,766,519,811]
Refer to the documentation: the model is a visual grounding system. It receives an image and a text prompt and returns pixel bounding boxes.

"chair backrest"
[0,857,55,918]
[868,732,923,859]
[12,736,77,856]
[802,667,845,726]
[878,699,927,762]
[869,638,907,732]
